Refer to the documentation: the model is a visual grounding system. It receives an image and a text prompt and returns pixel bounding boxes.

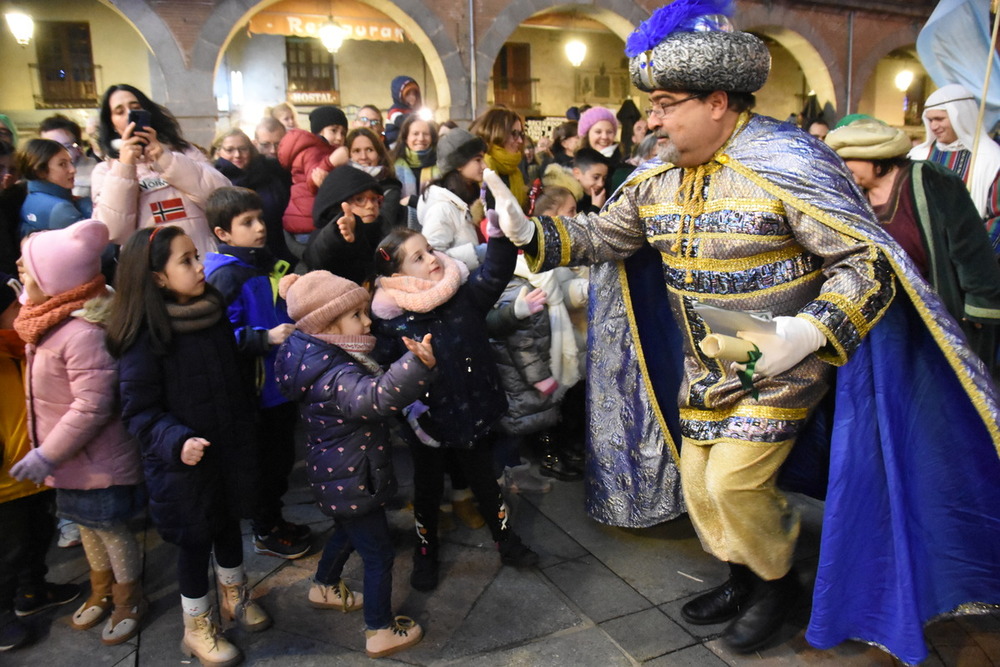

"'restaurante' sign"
[249,12,406,43]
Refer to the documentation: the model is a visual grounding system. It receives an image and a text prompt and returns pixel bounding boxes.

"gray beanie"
[436,128,487,174]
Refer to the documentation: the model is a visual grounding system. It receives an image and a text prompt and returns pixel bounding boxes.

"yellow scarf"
[485,145,527,209]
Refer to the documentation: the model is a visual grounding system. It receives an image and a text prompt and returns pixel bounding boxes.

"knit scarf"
[13,274,106,345]
[166,290,223,333]
[404,147,436,170]
[314,333,381,375]
[486,145,527,208]
[375,251,469,314]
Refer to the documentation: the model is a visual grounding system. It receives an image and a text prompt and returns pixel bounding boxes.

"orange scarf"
[13,274,107,345]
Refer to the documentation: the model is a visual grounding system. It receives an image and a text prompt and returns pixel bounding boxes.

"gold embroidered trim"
[682,436,798,447]
[623,162,674,188]
[798,312,849,367]
[818,291,870,339]
[680,405,809,422]
[640,198,787,217]
[724,154,1000,450]
[649,232,794,244]
[617,262,681,464]
[660,245,806,272]
[553,216,572,267]
[525,218,546,272]
[665,270,824,299]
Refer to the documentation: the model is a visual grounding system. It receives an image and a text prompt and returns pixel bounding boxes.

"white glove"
[482,169,535,246]
[734,315,826,378]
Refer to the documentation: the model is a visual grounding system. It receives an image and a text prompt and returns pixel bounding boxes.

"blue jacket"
[275,331,433,518]
[118,300,258,548]
[371,237,516,448]
[204,245,292,408]
[19,179,91,239]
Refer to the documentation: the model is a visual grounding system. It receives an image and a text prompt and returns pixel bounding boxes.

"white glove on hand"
[482,169,535,246]
[734,315,826,378]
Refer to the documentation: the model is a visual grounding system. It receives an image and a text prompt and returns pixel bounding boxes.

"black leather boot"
[680,563,755,625]
[722,567,801,653]
[537,431,583,481]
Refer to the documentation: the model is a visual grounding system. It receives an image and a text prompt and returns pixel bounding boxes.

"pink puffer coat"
[25,305,141,490]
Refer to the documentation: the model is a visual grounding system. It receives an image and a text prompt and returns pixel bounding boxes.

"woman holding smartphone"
[91,84,230,256]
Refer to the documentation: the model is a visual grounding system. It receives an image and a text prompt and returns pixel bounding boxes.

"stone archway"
[199,0,466,120]
[851,29,923,117]
[475,0,648,116]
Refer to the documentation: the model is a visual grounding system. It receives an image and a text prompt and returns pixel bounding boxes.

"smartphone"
[128,109,152,134]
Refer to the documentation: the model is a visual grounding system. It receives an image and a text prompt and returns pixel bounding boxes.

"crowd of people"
[2,1,1000,665]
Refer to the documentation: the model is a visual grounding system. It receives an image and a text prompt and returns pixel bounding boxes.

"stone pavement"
[5,442,999,667]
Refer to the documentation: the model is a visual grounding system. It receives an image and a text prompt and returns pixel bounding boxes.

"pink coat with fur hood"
[24,299,141,490]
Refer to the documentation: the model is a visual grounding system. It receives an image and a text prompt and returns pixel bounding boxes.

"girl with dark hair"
[91,84,230,257]
[370,226,540,592]
[547,121,579,169]
[211,128,293,263]
[391,115,439,228]
[106,226,270,666]
[417,128,487,270]
[17,138,88,239]
[346,127,404,229]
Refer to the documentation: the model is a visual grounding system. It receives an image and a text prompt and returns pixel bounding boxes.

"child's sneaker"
[57,520,82,548]
[365,616,423,658]
[0,612,29,652]
[14,582,81,617]
[253,527,309,559]
[277,519,312,542]
[308,581,363,612]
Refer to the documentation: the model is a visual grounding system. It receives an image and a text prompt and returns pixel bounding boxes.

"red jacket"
[278,129,334,235]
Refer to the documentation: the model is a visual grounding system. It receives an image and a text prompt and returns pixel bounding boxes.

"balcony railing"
[29,63,103,109]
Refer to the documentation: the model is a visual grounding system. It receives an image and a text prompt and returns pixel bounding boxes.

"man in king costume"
[484,0,1000,663]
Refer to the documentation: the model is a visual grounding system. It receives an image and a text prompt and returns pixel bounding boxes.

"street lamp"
[565,40,586,67]
[318,18,346,54]
[5,10,33,46]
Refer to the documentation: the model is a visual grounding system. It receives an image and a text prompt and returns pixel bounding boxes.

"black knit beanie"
[312,165,382,228]
[309,106,348,135]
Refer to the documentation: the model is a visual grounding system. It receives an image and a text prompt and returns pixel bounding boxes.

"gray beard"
[657,141,681,165]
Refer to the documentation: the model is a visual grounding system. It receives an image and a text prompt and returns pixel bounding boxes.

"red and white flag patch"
[149,197,186,224]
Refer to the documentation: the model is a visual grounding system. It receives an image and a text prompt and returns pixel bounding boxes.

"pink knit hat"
[21,219,108,297]
[278,271,369,335]
[578,107,618,137]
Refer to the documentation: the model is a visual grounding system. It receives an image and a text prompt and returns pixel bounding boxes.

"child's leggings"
[409,437,512,552]
[176,518,243,598]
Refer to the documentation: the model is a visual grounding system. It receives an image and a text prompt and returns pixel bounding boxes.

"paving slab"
[543,554,652,623]
[440,566,583,659]
[645,644,730,666]
[598,607,699,661]
[443,625,632,667]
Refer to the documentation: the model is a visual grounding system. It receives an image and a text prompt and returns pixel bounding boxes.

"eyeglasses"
[348,194,383,208]
[510,129,525,140]
[358,117,381,128]
[219,145,252,154]
[646,93,706,119]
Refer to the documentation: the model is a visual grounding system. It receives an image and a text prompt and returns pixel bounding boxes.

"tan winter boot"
[219,580,271,633]
[101,580,147,645]
[70,569,114,630]
[365,615,423,659]
[308,580,363,612]
[181,609,242,667]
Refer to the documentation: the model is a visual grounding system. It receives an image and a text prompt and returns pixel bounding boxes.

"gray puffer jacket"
[488,277,559,435]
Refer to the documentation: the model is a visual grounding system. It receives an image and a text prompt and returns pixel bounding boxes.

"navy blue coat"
[275,330,433,517]
[118,307,259,548]
[372,236,516,448]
